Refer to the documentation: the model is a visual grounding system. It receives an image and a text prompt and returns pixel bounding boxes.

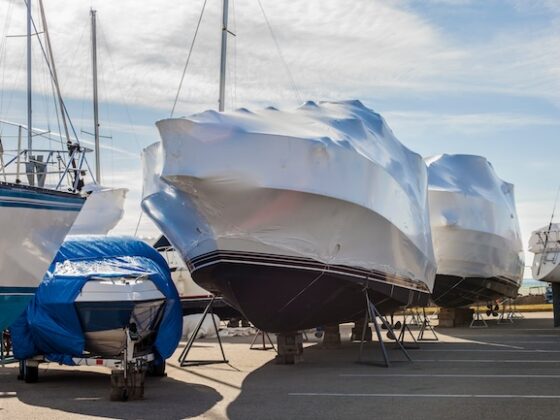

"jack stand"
[358,291,412,367]
[352,317,372,341]
[250,330,277,352]
[418,307,439,341]
[1,330,16,366]
[178,296,229,367]
[470,303,488,328]
[394,315,420,349]
[498,299,515,324]
[404,307,422,328]
[511,302,524,320]
[322,325,341,348]
[275,333,303,364]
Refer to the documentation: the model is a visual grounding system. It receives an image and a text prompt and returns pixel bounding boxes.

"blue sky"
[0,0,559,276]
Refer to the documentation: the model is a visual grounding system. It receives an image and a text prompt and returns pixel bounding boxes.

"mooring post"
[553,283,560,327]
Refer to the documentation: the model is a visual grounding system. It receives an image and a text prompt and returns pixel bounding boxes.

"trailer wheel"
[17,361,24,380]
[147,361,166,377]
[110,387,128,402]
[23,364,38,383]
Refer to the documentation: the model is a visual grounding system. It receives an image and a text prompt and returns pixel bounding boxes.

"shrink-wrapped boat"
[142,100,436,332]
[426,154,524,307]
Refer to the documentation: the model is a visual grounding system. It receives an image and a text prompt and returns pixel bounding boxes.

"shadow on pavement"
[0,367,222,420]
[227,317,560,420]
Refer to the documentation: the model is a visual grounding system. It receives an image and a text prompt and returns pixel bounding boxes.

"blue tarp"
[11,235,183,366]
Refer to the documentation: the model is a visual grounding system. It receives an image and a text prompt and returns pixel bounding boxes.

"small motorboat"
[75,276,166,357]
[11,236,182,364]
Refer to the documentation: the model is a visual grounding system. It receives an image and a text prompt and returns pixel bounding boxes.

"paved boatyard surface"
[1,312,559,419]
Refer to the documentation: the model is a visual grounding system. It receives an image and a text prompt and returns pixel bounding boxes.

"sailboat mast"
[26,0,32,151]
[38,0,70,146]
[91,9,100,183]
[218,0,229,112]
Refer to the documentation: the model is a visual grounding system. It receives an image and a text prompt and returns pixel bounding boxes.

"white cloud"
[0,0,465,112]
[2,0,558,111]
[384,110,560,134]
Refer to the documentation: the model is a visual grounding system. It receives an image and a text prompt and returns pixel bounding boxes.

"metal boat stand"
[403,307,422,328]
[511,303,524,320]
[394,314,420,350]
[470,303,488,328]
[358,291,413,367]
[418,307,439,341]
[250,329,277,352]
[498,299,515,324]
[178,296,229,367]
[1,330,16,366]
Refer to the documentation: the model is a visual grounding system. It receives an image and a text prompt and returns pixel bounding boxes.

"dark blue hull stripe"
[0,184,84,204]
[0,201,82,211]
[0,183,84,211]
[0,286,37,295]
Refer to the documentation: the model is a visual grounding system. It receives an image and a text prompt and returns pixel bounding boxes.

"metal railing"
[0,125,94,193]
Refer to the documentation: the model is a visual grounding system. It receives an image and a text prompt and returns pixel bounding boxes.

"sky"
[0,0,559,277]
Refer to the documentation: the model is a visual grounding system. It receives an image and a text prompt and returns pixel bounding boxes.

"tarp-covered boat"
[11,236,182,365]
[426,154,524,307]
[142,100,436,333]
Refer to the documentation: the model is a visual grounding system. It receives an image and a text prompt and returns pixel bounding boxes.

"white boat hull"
[69,186,127,235]
[0,183,84,329]
[75,278,166,357]
[529,225,560,283]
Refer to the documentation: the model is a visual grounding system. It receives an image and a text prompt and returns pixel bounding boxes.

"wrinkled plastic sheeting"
[426,154,524,280]
[10,235,183,365]
[142,100,436,286]
[182,314,220,339]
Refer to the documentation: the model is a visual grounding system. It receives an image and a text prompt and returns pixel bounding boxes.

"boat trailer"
[18,325,164,401]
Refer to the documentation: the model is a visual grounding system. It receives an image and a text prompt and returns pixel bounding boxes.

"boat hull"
[142,102,436,332]
[0,183,84,330]
[426,155,524,307]
[190,251,429,332]
[432,275,520,307]
[75,279,166,357]
[76,299,166,357]
[69,187,127,235]
[431,226,524,307]
[0,288,35,332]
[143,178,434,332]
[529,226,560,284]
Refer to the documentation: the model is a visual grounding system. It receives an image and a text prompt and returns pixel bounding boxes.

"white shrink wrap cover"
[142,100,436,330]
[426,154,524,304]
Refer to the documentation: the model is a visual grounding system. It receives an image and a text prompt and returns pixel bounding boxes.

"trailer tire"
[17,361,24,380]
[110,387,128,402]
[147,361,166,377]
[23,364,38,383]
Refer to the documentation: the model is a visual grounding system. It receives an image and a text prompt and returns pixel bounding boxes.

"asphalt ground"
[1,312,559,419]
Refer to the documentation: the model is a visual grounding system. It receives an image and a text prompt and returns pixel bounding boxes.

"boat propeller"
[485,303,499,317]
[385,321,402,340]
[381,320,402,330]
